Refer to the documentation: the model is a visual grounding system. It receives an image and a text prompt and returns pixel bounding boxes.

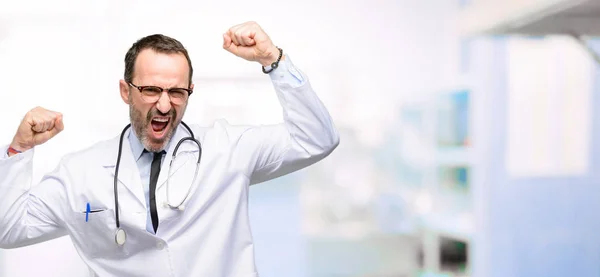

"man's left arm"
[222,22,340,184]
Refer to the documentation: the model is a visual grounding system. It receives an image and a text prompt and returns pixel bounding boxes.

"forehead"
[133,49,190,85]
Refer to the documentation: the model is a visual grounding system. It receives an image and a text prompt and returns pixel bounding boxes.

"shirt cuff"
[267,55,306,87]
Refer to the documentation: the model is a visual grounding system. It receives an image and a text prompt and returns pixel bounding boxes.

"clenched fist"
[222,21,284,67]
[10,107,64,155]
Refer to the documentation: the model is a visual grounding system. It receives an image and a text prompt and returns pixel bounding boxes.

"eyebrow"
[136,83,189,88]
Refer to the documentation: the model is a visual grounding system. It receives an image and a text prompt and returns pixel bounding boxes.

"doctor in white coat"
[0,21,339,276]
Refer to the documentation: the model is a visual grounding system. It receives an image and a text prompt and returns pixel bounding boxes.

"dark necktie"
[149,151,165,234]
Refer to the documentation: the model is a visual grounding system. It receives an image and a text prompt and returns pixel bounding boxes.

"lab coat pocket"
[68,209,129,259]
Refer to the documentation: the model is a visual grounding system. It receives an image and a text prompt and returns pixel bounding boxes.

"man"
[0,21,339,276]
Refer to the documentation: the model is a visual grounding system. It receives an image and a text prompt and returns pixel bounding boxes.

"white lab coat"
[0,57,339,276]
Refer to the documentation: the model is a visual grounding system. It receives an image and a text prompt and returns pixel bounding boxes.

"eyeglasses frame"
[128,82,193,104]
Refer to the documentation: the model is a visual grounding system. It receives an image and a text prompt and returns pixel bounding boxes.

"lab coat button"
[157,242,165,250]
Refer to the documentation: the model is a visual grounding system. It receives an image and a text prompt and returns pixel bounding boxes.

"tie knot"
[149,150,166,161]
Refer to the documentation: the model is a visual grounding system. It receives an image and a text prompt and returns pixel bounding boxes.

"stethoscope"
[113,121,202,246]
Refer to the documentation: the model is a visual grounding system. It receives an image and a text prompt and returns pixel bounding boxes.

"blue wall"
[472,38,600,277]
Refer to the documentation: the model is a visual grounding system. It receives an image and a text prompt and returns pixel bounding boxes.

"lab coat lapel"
[102,129,147,209]
[156,124,200,191]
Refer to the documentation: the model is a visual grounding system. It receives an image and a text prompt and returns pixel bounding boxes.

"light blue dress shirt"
[128,127,176,234]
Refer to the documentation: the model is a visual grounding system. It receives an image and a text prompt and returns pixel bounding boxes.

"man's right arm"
[0,146,69,248]
[0,107,68,248]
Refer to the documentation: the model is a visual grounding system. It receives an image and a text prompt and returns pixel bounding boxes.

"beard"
[129,101,180,152]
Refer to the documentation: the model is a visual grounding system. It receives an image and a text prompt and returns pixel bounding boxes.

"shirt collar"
[128,127,146,162]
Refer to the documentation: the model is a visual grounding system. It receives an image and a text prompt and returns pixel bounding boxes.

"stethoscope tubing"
[113,121,201,243]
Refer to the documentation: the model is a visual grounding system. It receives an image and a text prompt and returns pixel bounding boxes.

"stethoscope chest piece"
[115,228,127,246]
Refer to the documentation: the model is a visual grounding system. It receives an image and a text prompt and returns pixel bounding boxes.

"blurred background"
[1,0,600,276]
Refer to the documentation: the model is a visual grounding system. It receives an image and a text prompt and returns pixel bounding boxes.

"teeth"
[153,118,169,122]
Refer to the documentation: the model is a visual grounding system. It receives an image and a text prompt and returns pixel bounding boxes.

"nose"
[155,91,172,114]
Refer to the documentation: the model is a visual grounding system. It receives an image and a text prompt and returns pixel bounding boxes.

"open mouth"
[150,117,170,137]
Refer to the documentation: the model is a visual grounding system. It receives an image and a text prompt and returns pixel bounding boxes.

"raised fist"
[10,106,64,154]
[222,21,283,67]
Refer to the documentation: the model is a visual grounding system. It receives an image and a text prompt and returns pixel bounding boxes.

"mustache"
[146,108,176,122]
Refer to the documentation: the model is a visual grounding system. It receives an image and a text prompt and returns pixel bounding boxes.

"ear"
[119,80,130,104]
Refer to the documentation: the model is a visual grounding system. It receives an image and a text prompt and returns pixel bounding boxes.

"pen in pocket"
[83,203,106,222]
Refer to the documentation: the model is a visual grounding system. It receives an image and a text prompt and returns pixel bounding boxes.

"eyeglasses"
[129,83,193,105]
